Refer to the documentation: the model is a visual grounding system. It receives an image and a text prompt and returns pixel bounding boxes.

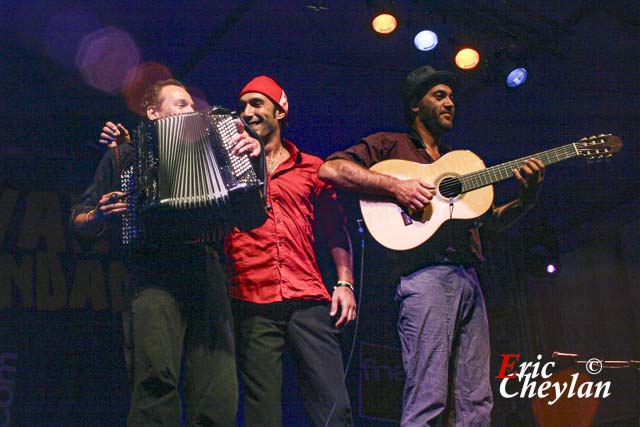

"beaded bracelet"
[334,281,354,293]
[86,209,106,236]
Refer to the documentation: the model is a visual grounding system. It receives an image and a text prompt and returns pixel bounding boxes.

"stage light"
[454,48,480,70]
[505,67,528,88]
[490,47,530,89]
[525,224,561,276]
[414,30,438,51]
[372,13,397,34]
[368,0,398,35]
[76,26,141,94]
[527,243,560,276]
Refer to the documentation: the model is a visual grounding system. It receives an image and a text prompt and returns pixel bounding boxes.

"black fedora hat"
[402,65,458,108]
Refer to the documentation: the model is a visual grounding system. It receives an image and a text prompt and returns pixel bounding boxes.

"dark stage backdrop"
[1,156,639,426]
[2,1,639,423]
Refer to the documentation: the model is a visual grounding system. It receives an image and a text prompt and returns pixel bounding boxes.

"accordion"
[120,107,267,248]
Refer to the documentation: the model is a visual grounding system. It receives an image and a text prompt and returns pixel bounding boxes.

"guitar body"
[359,151,494,251]
[358,134,622,251]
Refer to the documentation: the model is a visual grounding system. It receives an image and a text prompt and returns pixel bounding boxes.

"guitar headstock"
[575,134,623,159]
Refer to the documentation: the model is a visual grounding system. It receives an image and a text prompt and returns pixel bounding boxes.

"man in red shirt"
[225,76,355,426]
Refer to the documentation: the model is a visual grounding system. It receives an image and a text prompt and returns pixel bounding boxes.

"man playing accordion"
[71,79,260,426]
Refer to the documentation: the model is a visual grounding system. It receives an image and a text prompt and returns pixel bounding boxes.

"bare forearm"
[71,191,127,239]
[328,227,357,326]
[72,209,106,239]
[319,159,399,197]
[328,225,354,283]
[488,198,535,232]
[487,157,543,232]
[330,246,354,283]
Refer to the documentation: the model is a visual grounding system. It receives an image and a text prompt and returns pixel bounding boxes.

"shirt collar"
[272,139,300,175]
[407,128,451,154]
[281,139,300,161]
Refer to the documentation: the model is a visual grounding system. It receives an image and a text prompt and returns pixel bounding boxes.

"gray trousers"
[123,247,238,426]
[396,265,493,427]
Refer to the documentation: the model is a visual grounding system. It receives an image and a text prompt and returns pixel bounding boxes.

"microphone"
[552,352,579,360]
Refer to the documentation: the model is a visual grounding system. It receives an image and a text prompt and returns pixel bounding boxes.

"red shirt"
[225,140,345,304]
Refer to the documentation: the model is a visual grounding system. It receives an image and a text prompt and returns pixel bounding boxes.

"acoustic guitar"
[359,134,623,251]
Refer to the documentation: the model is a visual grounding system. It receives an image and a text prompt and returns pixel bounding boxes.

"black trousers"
[233,300,353,427]
[123,246,238,426]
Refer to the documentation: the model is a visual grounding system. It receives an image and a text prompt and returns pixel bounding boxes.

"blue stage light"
[506,67,528,88]
[414,30,438,51]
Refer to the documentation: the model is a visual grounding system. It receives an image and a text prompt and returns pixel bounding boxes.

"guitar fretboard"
[460,143,577,193]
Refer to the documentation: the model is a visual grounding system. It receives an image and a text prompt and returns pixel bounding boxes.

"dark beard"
[420,114,452,137]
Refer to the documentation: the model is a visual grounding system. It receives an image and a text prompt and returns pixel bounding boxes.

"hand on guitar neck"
[512,158,545,207]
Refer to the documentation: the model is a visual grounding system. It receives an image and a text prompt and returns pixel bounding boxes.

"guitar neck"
[460,143,577,193]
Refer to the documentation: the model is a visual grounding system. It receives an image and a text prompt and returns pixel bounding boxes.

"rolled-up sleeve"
[326,133,399,168]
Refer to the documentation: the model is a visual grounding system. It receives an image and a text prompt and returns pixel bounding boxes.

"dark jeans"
[233,300,353,427]
[123,246,237,426]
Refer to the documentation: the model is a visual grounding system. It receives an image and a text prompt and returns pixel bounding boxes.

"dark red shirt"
[327,131,486,274]
[225,140,344,304]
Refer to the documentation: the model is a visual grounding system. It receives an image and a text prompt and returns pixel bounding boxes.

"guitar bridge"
[400,210,413,226]
[400,205,433,226]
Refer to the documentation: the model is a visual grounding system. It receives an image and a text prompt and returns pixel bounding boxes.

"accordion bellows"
[121,108,267,248]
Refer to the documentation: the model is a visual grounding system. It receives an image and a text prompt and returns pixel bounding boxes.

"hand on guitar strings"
[513,158,545,205]
[99,121,131,148]
[392,178,436,212]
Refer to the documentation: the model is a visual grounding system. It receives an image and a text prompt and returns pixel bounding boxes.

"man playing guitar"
[319,65,544,426]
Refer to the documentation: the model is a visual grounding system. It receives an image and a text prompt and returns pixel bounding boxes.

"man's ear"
[275,109,286,121]
[146,106,158,120]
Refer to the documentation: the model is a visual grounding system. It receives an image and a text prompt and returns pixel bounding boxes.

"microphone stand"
[552,351,640,370]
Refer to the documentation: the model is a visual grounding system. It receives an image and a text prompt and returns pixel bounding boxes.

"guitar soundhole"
[439,177,462,199]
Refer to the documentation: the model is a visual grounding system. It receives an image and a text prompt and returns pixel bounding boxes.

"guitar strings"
[436,143,578,196]
[434,134,614,196]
